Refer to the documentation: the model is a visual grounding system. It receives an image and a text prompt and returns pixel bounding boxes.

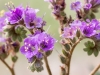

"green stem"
[43,53,52,75]
[0,57,15,75]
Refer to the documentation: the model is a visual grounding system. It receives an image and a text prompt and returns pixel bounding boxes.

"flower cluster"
[62,19,100,39]
[0,3,46,33]
[20,32,56,63]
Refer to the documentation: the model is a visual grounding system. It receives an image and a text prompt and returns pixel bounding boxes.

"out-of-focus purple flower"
[85,0,100,7]
[95,33,100,40]
[62,27,77,39]
[81,25,96,37]
[70,20,82,28]
[0,36,6,43]
[38,32,56,51]
[54,5,61,12]
[24,7,43,29]
[0,16,6,32]
[70,1,82,11]
[90,19,100,30]
[5,5,24,24]
[44,0,53,3]
[84,3,92,10]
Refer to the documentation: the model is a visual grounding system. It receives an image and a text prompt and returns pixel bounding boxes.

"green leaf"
[63,44,70,51]
[11,56,18,63]
[28,63,36,72]
[0,53,8,59]
[62,49,69,57]
[14,46,20,53]
[76,30,80,38]
[94,49,99,57]
[83,48,89,52]
[17,36,22,42]
[59,55,67,64]
[90,13,95,19]
[12,34,17,41]
[88,49,93,56]
[21,34,27,39]
[46,51,52,57]
[84,41,94,48]
[92,8,99,13]
[34,60,43,72]
[70,37,76,43]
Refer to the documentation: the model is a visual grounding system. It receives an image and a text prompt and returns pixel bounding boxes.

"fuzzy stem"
[67,37,84,75]
[43,53,52,75]
[0,57,15,75]
[89,64,100,75]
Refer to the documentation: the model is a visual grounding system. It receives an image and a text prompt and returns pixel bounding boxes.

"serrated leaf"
[88,41,94,47]
[84,42,89,48]
[34,60,43,72]
[17,36,22,42]
[88,49,93,55]
[12,34,17,41]
[21,34,27,39]
[94,49,99,57]
[11,56,18,63]
[83,48,89,52]
[29,63,36,72]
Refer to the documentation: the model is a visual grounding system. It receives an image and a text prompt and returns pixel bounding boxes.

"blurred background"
[0,0,100,75]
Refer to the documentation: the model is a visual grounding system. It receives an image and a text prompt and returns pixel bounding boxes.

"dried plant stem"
[43,54,52,75]
[89,64,100,75]
[0,57,15,75]
[67,37,84,75]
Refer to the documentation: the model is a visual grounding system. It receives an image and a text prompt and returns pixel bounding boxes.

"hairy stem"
[43,53,52,75]
[0,57,15,75]
[67,37,84,75]
[89,64,100,75]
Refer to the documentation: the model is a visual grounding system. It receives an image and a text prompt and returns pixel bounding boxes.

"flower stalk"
[0,57,15,75]
[89,64,100,75]
[43,53,52,75]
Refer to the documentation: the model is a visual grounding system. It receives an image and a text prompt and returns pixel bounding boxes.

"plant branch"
[67,37,84,75]
[43,53,52,75]
[89,64,100,75]
[0,57,15,75]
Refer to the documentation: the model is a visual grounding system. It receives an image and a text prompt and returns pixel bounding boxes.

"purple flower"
[86,0,100,6]
[90,19,100,30]
[81,25,96,37]
[62,27,77,39]
[38,32,56,51]
[0,16,6,32]
[24,7,43,29]
[84,3,92,10]
[95,33,100,40]
[20,36,39,59]
[44,0,53,2]
[5,5,24,24]
[20,32,56,62]
[70,1,82,11]
[70,20,82,28]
